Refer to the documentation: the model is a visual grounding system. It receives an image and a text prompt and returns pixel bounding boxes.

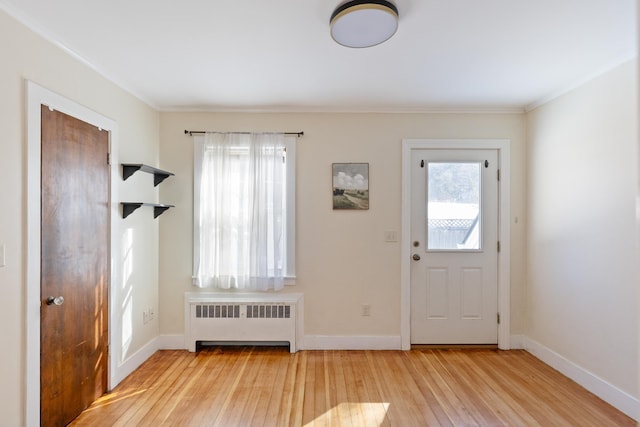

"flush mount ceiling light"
[330,0,399,48]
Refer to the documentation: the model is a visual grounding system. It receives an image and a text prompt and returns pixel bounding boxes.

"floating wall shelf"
[121,163,175,219]
[121,163,174,186]
[121,202,174,219]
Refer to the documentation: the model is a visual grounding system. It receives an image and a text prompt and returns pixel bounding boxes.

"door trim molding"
[401,139,511,350]
[25,81,119,427]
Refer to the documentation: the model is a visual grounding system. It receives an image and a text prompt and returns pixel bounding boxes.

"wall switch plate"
[384,231,398,242]
[361,304,371,316]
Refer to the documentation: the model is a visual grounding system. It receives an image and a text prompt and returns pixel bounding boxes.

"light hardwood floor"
[71,347,635,426]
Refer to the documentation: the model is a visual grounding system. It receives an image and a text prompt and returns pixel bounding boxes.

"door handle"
[46,296,64,306]
[412,254,421,261]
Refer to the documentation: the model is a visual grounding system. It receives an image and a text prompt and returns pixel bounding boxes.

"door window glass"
[427,162,481,250]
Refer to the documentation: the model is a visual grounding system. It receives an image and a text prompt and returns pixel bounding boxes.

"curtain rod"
[184,130,304,137]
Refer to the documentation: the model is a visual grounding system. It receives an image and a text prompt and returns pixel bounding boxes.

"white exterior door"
[410,148,499,344]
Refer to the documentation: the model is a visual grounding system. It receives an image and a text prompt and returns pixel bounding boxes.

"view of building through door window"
[427,162,481,250]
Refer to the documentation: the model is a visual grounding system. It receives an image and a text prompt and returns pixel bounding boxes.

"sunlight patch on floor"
[81,388,148,411]
[304,402,390,426]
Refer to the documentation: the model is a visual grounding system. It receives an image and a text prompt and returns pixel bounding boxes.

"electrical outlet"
[143,310,149,324]
[361,304,371,317]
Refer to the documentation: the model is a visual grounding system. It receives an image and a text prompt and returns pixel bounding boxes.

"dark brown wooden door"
[40,105,109,427]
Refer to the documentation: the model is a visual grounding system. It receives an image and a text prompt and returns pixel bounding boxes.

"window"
[427,162,481,250]
[193,133,295,291]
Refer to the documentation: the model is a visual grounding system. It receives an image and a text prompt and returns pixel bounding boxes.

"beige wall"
[6,3,636,424]
[526,60,638,397]
[0,10,160,425]
[159,112,527,340]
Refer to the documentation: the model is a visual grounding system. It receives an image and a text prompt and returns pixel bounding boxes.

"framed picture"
[332,163,369,210]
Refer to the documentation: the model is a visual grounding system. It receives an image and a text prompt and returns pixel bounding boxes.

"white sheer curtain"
[193,132,286,291]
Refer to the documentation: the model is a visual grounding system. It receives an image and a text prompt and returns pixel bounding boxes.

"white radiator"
[184,292,303,353]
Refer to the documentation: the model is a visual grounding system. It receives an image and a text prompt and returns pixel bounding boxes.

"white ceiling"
[2,0,637,112]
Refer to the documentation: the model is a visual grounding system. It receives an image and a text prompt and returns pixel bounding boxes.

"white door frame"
[401,139,511,350]
[25,81,119,426]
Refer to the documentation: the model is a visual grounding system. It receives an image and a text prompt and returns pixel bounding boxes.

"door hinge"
[107,153,111,165]
[497,241,501,252]
[497,313,501,324]
[420,159,424,168]
[497,169,501,181]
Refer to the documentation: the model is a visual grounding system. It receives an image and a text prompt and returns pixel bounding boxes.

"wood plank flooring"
[70,347,635,426]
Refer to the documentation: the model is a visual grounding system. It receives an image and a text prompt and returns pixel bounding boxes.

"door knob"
[46,296,64,306]
[412,254,421,261]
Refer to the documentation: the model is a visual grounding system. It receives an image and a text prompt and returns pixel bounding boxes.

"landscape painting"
[332,163,369,210]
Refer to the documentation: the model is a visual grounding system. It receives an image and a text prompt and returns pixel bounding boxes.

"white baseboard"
[158,334,186,350]
[521,336,639,421]
[111,335,187,389]
[156,334,402,351]
[111,337,159,388]
[509,334,525,349]
[302,335,401,350]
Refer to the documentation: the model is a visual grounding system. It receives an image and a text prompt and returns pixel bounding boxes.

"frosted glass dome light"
[330,1,399,48]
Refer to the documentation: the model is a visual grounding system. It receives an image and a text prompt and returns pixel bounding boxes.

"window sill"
[191,276,297,287]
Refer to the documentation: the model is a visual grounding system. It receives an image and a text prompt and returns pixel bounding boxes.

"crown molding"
[0,1,160,110]
[158,105,526,115]
[525,54,637,112]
